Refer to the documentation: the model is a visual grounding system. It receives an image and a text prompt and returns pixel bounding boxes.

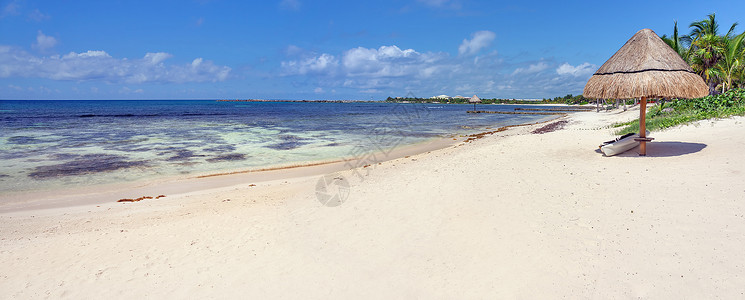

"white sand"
[2,108,745,298]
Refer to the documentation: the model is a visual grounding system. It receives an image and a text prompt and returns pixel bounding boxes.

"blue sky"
[1,0,743,100]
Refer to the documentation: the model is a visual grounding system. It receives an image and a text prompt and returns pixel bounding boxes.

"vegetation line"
[616,88,745,135]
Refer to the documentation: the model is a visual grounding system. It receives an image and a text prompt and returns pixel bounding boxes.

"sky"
[0,0,743,100]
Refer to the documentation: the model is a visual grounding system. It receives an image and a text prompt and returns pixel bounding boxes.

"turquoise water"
[0,100,560,193]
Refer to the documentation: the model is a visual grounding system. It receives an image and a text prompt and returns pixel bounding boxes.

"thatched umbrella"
[469,95,481,110]
[583,28,708,156]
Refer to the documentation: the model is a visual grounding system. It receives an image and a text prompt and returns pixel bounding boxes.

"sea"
[0,100,561,194]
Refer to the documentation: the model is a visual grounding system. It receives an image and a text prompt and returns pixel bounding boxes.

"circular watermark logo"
[315,174,350,207]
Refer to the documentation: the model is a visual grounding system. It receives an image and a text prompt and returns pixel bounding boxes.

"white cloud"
[1,1,20,18]
[2,2,49,20]
[458,30,496,56]
[342,45,428,77]
[556,62,597,77]
[314,87,323,93]
[144,52,172,64]
[282,45,446,80]
[191,57,203,67]
[281,53,338,75]
[64,50,109,58]
[513,61,549,75]
[119,87,144,94]
[28,9,49,21]
[0,46,231,83]
[285,45,303,56]
[33,31,57,51]
[278,34,596,98]
[279,0,301,11]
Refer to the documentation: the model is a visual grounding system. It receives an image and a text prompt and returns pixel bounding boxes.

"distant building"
[430,94,452,100]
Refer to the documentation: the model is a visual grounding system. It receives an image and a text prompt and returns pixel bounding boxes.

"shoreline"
[0,114,565,213]
[0,135,456,213]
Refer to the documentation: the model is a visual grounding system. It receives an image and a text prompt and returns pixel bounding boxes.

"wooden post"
[639,96,647,156]
[596,99,600,112]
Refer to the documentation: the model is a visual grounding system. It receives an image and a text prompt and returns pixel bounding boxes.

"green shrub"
[616,88,745,135]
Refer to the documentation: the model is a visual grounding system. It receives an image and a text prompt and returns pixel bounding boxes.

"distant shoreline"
[217,99,372,103]
[216,99,595,106]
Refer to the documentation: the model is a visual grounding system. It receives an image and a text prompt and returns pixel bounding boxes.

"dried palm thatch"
[583,28,708,99]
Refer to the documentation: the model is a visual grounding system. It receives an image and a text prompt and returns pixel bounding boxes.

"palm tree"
[730,33,745,89]
[661,21,690,60]
[688,14,718,39]
[715,32,745,92]
[685,13,739,94]
[690,34,725,92]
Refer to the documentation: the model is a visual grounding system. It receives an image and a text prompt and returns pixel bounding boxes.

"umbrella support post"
[639,96,647,156]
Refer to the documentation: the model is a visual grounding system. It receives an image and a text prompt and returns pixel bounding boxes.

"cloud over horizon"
[1,28,597,100]
[556,62,597,77]
[0,46,231,84]
[280,40,596,99]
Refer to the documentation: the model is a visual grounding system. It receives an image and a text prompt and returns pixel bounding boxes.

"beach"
[2,107,745,298]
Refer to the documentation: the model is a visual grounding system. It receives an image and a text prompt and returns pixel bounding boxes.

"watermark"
[314,92,429,206]
[315,174,350,207]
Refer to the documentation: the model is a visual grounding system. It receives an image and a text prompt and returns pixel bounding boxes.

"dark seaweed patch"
[0,150,44,160]
[155,146,182,153]
[51,153,81,160]
[265,135,308,150]
[202,144,236,152]
[28,154,149,179]
[108,147,152,153]
[7,136,42,145]
[531,120,569,134]
[180,113,229,116]
[265,141,308,150]
[24,158,48,163]
[206,153,246,162]
[166,150,204,161]
[77,114,160,118]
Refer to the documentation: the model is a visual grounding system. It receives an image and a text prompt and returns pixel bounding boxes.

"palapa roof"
[469,95,481,103]
[583,28,708,99]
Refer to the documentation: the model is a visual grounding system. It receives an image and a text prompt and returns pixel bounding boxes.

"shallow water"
[0,100,560,193]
